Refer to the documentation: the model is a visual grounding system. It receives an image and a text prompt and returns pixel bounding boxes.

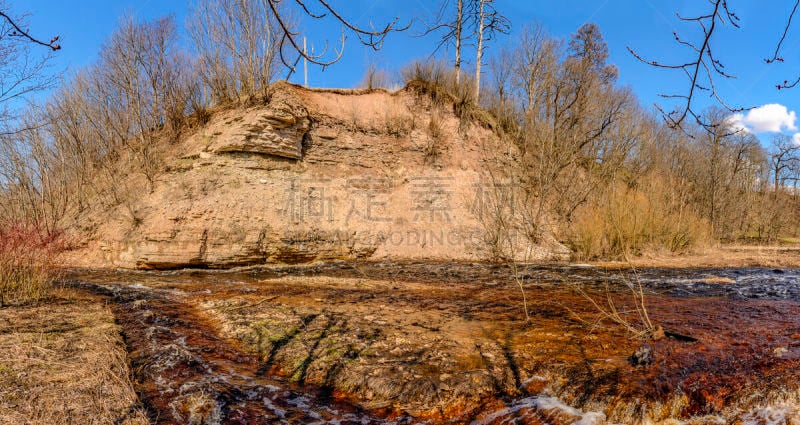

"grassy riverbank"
[591,244,800,269]
[0,288,148,424]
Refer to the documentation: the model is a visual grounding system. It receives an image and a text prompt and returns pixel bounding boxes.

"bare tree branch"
[0,6,60,134]
[766,0,800,90]
[633,0,800,130]
[264,0,409,73]
[627,0,745,130]
[0,11,60,51]
[766,0,799,64]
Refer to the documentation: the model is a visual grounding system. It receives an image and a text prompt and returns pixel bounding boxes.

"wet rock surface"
[76,282,403,424]
[68,263,800,424]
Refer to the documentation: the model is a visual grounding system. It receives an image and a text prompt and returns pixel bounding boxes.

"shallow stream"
[68,263,800,424]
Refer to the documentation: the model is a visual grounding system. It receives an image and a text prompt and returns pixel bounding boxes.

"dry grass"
[424,111,445,165]
[0,288,149,425]
[383,103,415,137]
[361,64,394,91]
[402,60,470,105]
[594,244,800,269]
[402,61,479,121]
[400,60,499,137]
[280,80,392,96]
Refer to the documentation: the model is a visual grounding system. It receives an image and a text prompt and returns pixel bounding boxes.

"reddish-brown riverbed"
[68,262,800,424]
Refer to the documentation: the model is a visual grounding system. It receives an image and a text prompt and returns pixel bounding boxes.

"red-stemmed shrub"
[0,223,66,306]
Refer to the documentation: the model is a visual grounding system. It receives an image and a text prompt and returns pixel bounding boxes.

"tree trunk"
[455,0,462,85]
[475,0,485,101]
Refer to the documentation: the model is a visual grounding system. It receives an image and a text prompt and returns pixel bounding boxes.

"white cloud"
[726,113,749,134]
[793,133,800,146]
[732,104,797,133]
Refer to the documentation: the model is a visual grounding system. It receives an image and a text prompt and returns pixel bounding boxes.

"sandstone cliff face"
[205,94,309,159]
[66,83,568,269]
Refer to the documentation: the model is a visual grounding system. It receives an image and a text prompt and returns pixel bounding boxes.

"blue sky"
[16,0,800,141]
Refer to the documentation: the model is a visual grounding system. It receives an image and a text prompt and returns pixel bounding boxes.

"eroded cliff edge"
[65,83,568,269]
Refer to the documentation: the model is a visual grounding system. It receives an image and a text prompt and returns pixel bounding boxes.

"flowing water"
[67,263,800,424]
[76,281,408,424]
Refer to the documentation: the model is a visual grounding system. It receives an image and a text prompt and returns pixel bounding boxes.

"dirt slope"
[65,83,567,269]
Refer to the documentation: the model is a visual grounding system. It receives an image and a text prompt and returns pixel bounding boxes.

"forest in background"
[0,0,798,269]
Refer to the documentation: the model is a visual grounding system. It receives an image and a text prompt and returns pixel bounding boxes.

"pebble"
[629,344,654,367]
[773,347,789,358]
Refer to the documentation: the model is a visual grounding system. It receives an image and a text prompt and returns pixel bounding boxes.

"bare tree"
[511,24,557,120]
[423,0,507,99]
[474,0,486,100]
[0,110,71,233]
[491,24,632,241]
[692,109,742,234]
[0,3,62,229]
[19,12,190,220]
[424,0,470,85]
[189,0,282,103]
[770,134,800,192]
[454,0,464,85]
[97,15,188,189]
[487,45,513,104]
[471,0,509,101]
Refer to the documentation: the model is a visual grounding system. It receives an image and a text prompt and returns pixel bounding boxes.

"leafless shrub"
[0,222,65,306]
[3,14,195,230]
[568,181,712,260]
[361,63,393,90]
[402,60,476,112]
[565,267,658,340]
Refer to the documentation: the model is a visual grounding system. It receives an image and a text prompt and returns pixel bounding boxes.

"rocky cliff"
[66,83,568,269]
